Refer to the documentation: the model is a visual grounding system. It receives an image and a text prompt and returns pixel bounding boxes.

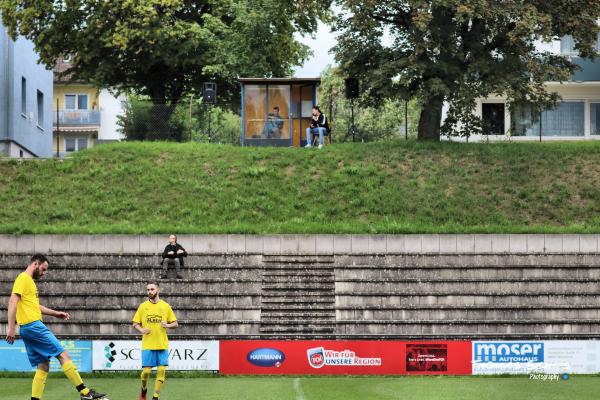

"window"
[65,137,89,152]
[37,90,44,126]
[591,103,600,135]
[560,36,577,55]
[65,138,76,152]
[482,103,505,135]
[64,94,88,110]
[78,138,88,150]
[561,34,600,55]
[512,102,584,136]
[21,77,26,115]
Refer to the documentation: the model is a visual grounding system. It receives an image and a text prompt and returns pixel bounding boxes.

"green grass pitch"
[1,375,599,400]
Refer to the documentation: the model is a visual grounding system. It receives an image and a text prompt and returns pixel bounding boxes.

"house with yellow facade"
[53,59,125,157]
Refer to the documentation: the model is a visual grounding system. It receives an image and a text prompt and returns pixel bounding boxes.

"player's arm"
[6,293,20,344]
[39,305,70,320]
[133,322,151,335]
[161,320,178,329]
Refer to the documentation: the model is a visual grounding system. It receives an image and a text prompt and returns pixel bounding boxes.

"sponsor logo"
[474,342,544,363]
[146,314,163,324]
[306,347,382,368]
[103,342,117,368]
[406,344,447,372]
[247,348,285,367]
[307,347,326,368]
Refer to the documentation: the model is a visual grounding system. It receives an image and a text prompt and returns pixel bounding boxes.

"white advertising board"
[93,341,219,371]
[473,341,600,374]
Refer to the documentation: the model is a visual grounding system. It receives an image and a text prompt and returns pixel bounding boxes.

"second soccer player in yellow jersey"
[132,282,178,400]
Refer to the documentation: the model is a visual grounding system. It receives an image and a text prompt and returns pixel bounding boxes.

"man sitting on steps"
[160,235,187,279]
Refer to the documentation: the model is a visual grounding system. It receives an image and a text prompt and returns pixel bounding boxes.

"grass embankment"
[1,140,599,234]
[0,375,599,400]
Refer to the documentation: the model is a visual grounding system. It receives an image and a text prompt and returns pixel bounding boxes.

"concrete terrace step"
[0,323,260,336]
[335,281,600,293]
[29,295,260,309]
[338,308,600,320]
[263,256,334,263]
[336,294,600,307]
[337,268,600,280]
[0,282,261,294]
[262,284,335,291]
[336,278,600,283]
[259,326,335,333]
[0,308,261,321]
[261,311,336,318]
[336,323,600,335]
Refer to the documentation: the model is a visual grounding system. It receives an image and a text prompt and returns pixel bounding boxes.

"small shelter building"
[239,78,321,147]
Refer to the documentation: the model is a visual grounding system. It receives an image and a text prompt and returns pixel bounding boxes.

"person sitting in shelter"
[305,106,328,149]
[262,106,284,138]
[160,235,187,279]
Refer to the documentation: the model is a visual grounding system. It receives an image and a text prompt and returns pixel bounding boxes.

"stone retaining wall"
[1,234,599,255]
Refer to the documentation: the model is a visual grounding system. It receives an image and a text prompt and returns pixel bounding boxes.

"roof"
[53,59,88,84]
[238,77,321,85]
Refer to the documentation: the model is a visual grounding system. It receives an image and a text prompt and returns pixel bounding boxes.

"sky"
[293,21,338,78]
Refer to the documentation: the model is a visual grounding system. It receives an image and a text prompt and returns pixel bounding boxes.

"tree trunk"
[147,94,181,141]
[417,95,444,141]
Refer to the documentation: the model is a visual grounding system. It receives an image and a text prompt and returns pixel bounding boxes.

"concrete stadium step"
[262,311,336,318]
[335,294,600,307]
[337,267,600,280]
[338,308,600,321]
[260,325,335,334]
[260,255,335,336]
[0,321,261,336]
[263,255,334,264]
[0,268,261,281]
[0,281,261,294]
[335,320,600,335]
[335,281,600,294]
[29,294,261,308]
[262,305,336,312]
[0,308,262,321]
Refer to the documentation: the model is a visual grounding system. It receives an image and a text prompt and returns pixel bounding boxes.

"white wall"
[99,90,125,141]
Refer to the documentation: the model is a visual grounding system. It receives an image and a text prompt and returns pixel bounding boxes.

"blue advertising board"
[0,340,93,372]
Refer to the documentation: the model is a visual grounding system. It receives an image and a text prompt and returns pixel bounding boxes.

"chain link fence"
[119,97,241,145]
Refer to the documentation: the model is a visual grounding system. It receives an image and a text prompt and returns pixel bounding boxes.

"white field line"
[294,377,306,400]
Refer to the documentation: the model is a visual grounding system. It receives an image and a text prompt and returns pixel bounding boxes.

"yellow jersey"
[132,299,177,350]
[11,272,42,325]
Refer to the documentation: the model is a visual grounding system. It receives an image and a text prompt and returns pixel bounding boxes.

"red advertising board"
[220,340,472,375]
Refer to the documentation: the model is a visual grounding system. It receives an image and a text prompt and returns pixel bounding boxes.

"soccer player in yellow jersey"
[133,282,178,400]
[5,254,107,400]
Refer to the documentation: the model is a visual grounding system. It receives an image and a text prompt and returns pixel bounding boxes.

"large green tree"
[333,1,600,140]
[0,0,322,117]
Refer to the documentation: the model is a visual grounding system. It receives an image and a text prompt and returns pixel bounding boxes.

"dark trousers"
[162,258,181,276]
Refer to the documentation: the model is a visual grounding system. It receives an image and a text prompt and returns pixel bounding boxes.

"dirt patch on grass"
[284,165,295,178]
[155,152,169,166]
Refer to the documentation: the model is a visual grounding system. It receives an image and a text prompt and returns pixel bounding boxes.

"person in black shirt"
[160,235,187,279]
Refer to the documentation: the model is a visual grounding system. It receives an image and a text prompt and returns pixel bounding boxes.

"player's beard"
[32,266,42,280]
[148,292,157,300]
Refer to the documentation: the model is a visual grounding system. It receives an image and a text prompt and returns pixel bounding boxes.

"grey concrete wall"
[1,234,599,255]
[1,236,600,340]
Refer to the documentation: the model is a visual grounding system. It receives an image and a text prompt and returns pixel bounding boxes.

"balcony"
[571,57,600,82]
[53,110,100,126]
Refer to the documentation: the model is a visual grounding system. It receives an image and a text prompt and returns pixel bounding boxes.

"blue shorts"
[19,320,65,367]
[142,350,169,367]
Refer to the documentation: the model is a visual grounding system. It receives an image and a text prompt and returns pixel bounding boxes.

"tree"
[318,66,420,141]
[0,0,324,138]
[333,1,600,140]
